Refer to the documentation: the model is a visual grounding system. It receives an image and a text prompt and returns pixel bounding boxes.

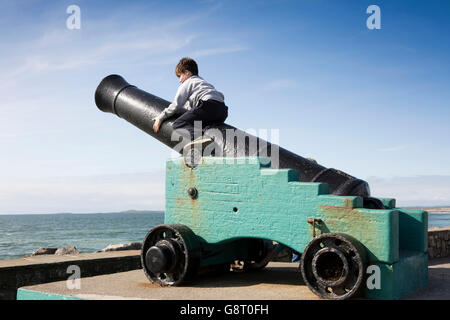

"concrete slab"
[17,257,450,300]
[1,251,141,300]
[19,262,318,300]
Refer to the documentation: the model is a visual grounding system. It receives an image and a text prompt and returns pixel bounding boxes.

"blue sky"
[1,0,449,213]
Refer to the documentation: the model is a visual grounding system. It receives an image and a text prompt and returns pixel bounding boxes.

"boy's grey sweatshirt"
[156,75,225,121]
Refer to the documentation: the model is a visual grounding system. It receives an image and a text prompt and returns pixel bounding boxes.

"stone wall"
[428,227,450,259]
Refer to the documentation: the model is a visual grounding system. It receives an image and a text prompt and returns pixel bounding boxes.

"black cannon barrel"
[95,74,370,197]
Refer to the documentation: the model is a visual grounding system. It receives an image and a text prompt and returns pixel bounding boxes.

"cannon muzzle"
[95,74,370,197]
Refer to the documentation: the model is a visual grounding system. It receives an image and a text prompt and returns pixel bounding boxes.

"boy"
[152,57,228,142]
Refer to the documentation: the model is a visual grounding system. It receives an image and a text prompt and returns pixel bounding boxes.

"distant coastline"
[0,210,164,216]
[52,210,165,215]
[97,210,164,214]
[408,207,450,213]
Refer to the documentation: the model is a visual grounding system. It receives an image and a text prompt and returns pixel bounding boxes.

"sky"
[0,0,449,213]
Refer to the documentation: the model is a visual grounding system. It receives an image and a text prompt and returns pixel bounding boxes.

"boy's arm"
[156,82,191,122]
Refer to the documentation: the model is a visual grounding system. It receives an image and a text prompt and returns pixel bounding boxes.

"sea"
[0,212,164,261]
[0,211,449,261]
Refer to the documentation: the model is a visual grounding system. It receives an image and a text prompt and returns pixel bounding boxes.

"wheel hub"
[145,239,178,274]
[311,247,349,287]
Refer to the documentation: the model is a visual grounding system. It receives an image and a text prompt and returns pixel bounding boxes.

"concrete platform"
[0,250,141,300]
[17,257,450,300]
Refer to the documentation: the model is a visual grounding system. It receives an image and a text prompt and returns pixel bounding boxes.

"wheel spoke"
[331,284,348,297]
[315,281,328,295]
[322,237,341,250]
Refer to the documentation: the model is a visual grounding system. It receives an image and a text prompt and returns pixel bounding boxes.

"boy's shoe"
[183,137,214,151]
[183,137,214,168]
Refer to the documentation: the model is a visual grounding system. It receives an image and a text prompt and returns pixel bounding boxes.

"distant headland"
[408,207,450,213]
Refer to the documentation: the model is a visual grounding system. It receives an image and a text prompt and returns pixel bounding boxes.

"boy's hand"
[152,117,162,133]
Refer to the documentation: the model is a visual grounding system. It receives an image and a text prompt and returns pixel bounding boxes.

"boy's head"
[175,57,198,82]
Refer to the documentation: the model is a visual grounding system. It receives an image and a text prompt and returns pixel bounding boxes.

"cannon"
[95,75,428,299]
[95,74,371,198]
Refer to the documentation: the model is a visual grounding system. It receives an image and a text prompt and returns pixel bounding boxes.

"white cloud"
[0,171,165,214]
[0,2,242,86]
[377,145,407,152]
[367,175,450,207]
[0,32,196,85]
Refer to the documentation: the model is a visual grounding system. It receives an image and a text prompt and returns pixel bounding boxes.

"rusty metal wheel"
[300,233,367,300]
[141,224,201,286]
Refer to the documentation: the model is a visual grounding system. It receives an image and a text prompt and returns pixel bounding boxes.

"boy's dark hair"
[175,57,198,77]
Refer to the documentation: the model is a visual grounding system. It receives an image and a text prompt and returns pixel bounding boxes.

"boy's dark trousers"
[172,99,228,141]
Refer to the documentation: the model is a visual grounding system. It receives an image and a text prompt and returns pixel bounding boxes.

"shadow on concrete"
[406,257,450,300]
[147,259,450,300]
[182,264,305,288]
